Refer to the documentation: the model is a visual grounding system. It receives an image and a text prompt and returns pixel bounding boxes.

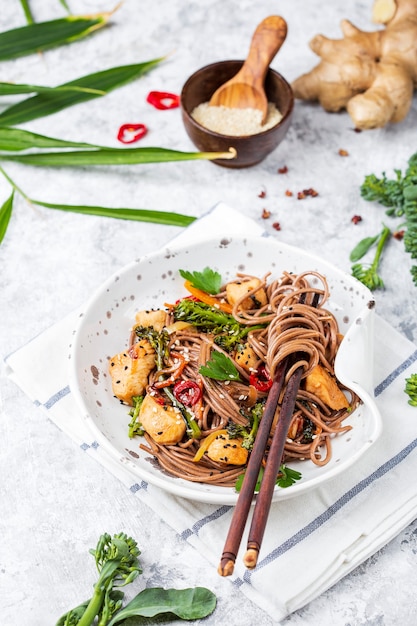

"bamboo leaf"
[33,200,197,227]
[0,190,14,244]
[0,146,237,166]
[19,0,34,25]
[0,81,105,96]
[59,0,71,13]
[0,127,101,152]
[0,12,113,61]
[0,59,163,126]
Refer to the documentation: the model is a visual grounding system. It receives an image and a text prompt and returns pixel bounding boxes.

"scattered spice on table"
[272,221,281,230]
[258,187,267,198]
[278,165,288,174]
[146,90,180,109]
[261,208,271,219]
[351,214,362,224]
[117,123,148,144]
[339,148,349,156]
[298,188,319,199]
[285,189,293,197]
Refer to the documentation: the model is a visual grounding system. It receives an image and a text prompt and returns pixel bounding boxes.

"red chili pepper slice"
[173,380,202,407]
[249,365,273,392]
[117,123,148,144]
[146,91,180,110]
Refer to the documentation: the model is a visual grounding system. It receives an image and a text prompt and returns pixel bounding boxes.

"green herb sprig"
[199,350,241,381]
[360,152,417,286]
[56,532,216,626]
[350,224,391,291]
[235,464,302,493]
[405,373,417,407]
[179,267,222,294]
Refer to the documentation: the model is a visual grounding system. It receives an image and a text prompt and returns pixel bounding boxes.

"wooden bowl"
[180,60,294,168]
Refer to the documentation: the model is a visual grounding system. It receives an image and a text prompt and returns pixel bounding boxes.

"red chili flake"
[261,208,271,219]
[117,123,147,144]
[173,380,202,406]
[353,127,362,133]
[351,215,362,224]
[249,365,273,392]
[146,91,180,110]
[285,189,293,197]
[303,188,319,197]
[339,149,349,156]
[258,187,267,198]
[393,229,405,240]
[278,165,288,174]
[297,191,306,200]
[272,222,281,231]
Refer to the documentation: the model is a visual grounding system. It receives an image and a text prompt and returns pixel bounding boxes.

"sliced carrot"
[183,280,233,314]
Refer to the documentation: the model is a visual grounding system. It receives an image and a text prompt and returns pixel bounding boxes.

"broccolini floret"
[134,325,201,438]
[360,152,417,286]
[173,298,266,351]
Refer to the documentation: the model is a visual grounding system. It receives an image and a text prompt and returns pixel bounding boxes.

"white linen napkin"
[5,202,417,622]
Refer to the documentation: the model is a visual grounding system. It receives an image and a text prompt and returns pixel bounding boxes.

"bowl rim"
[180,60,294,140]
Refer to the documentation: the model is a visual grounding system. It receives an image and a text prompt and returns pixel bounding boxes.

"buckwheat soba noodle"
[109,268,359,489]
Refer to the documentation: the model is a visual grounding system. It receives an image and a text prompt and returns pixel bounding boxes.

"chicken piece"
[226,278,267,311]
[235,343,259,372]
[134,308,166,331]
[139,394,186,445]
[109,339,156,404]
[305,364,349,410]
[206,433,249,466]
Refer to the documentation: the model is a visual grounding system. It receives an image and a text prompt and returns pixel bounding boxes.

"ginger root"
[291,0,417,129]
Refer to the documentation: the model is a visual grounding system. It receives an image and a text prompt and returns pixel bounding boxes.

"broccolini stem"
[373,224,391,268]
[163,386,201,438]
[77,587,105,626]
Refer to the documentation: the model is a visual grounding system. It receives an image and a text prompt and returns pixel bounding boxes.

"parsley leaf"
[179,267,222,294]
[235,464,302,493]
[276,464,302,488]
[199,351,240,381]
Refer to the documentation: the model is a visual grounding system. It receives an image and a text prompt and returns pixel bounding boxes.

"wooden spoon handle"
[238,16,287,88]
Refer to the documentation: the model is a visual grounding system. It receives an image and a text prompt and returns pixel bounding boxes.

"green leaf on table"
[179,267,222,294]
[107,587,217,624]
[0,146,236,166]
[0,81,105,96]
[0,190,14,244]
[19,0,34,25]
[33,199,197,227]
[0,59,163,126]
[0,12,113,61]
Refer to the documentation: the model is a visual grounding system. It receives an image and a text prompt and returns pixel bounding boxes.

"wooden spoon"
[209,16,287,124]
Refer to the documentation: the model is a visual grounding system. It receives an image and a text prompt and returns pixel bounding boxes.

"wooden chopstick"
[243,364,304,569]
[217,358,288,577]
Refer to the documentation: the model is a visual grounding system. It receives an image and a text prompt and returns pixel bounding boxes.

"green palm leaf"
[0,191,14,244]
[0,59,163,126]
[0,146,236,166]
[33,200,196,227]
[0,82,105,96]
[0,12,113,61]
[0,127,100,151]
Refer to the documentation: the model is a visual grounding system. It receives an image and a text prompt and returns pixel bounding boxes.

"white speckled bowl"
[69,235,382,505]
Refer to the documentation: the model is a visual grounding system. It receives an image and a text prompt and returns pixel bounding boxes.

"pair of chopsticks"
[218,358,303,575]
